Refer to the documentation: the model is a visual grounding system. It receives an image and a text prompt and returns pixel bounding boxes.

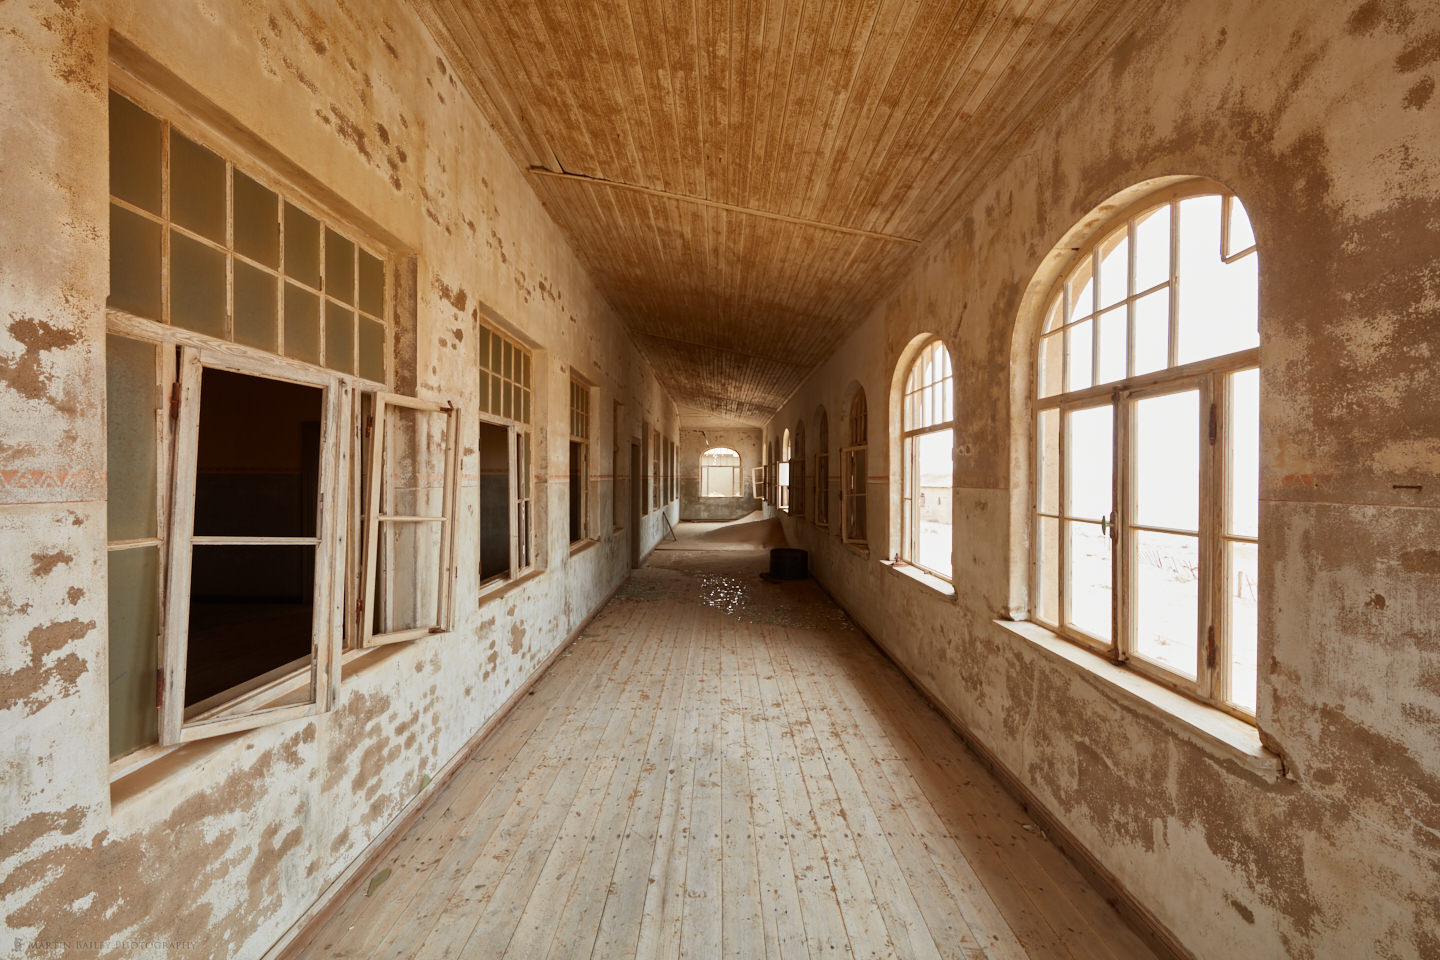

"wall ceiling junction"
[411,0,1156,424]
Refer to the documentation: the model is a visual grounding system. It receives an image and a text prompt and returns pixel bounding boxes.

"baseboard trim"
[864,628,1197,960]
[264,576,626,960]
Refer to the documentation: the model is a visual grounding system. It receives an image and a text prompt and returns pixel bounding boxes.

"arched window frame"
[699,446,742,498]
[842,388,868,545]
[814,407,830,528]
[896,337,955,580]
[791,421,806,517]
[1028,179,1261,720]
[778,429,792,511]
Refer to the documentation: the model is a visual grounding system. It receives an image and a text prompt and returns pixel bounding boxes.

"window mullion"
[1113,390,1129,662]
[1198,374,1221,699]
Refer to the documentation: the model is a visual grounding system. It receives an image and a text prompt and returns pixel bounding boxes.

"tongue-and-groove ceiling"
[411,0,1153,424]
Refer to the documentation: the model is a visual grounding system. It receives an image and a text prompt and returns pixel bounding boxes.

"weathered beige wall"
[678,423,761,521]
[0,1,676,956]
[767,0,1440,956]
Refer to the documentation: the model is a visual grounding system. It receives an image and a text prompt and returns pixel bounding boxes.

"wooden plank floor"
[302,549,1157,960]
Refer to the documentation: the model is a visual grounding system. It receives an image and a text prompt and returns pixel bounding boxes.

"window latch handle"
[1099,512,1116,538]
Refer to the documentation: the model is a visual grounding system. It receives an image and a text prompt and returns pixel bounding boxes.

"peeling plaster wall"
[0,1,676,957]
[766,0,1440,957]
[678,423,761,521]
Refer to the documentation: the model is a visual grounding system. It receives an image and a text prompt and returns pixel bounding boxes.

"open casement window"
[1033,184,1259,718]
[160,347,344,745]
[360,393,460,647]
[750,466,764,501]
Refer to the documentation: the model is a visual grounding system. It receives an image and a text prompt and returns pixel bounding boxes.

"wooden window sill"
[569,537,601,558]
[882,560,956,600]
[994,619,1285,781]
[478,566,544,605]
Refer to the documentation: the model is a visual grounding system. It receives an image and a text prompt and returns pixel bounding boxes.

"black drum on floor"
[768,547,809,580]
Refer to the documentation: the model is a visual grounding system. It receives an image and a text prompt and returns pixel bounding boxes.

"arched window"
[791,421,806,517]
[700,446,741,498]
[814,407,830,527]
[900,339,955,578]
[1033,183,1259,716]
[778,429,792,510]
[843,389,868,544]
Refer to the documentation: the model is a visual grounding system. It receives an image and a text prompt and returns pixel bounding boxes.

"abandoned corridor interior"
[1,0,1437,958]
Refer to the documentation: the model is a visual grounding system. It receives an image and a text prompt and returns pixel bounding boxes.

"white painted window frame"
[1031,183,1261,721]
[360,393,460,647]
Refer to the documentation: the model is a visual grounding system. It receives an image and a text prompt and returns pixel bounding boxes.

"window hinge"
[1205,624,1217,670]
[1208,403,1218,445]
[169,381,181,420]
[155,667,165,708]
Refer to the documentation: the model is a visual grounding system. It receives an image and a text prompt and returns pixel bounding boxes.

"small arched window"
[700,446,741,498]
[1033,183,1259,716]
[843,389,868,544]
[900,339,955,578]
[779,429,792,510]
[814,407,830,527]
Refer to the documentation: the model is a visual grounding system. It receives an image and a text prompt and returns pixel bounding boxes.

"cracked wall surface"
[0,1,677,957]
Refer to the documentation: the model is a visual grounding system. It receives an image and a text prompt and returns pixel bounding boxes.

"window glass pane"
[570,439,585,541]
[326,301,355,375]
[1133,203,1171,292]
[1068,261,1095,324]
[1227,198,1256,254]
[170,131,226,244]
[1096,306,1126,385]
[373,521,442,634]
[186,544,314,707]
[1065,520,1110,641]
[170,230,226,338]
[479,421,512,582]
[1065,319,1093,391]
[109,205,163,320]
[1097,231,1129,309]
[108,545,160,759]
[1037,409,1059,515]
[192,368,322,537]
[1133,288,1169,376]
[1177,195,1259,364]
[911,430,953,578]
[1036,516,1059,625]
[1064,405,1112,520]
[325,229,355,305]
[358,317,385,383]
[108,91,162,214]
[359,250,385,315]
[1228,368,1260,538]
[284,202,321,287]
[1037,330,1063,398]
[234,171,279,268]
[1227,539,1259,713]
[284,282,321,365]
[234,260,278,352]
[383,405,448,518]
[490,374,502,415]
[105,335,158,541]
[1133,530,1199,678]
[1133,389,1199,532]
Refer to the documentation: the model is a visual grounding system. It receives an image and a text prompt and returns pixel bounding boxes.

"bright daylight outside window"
[1033,185,1260,716]
[778,430,792,511]
[900,339,955,579]
[700,447,742,497]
